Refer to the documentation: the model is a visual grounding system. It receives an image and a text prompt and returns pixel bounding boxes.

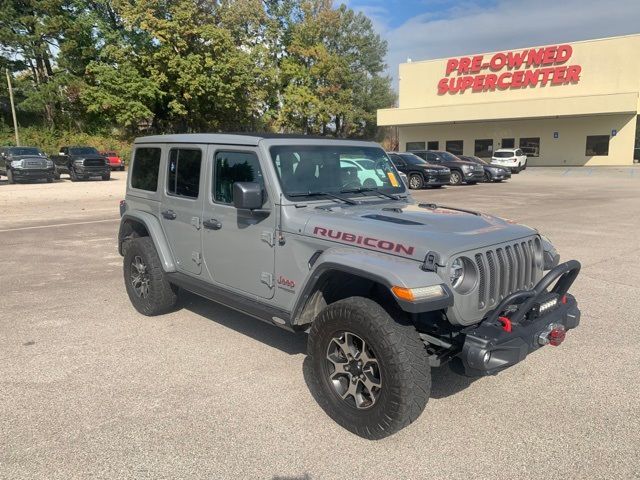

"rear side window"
[214,151,264,204]
[168,149,202,198]
[131,148,161,191]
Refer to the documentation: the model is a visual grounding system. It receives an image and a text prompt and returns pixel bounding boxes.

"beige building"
[378,34,640,166]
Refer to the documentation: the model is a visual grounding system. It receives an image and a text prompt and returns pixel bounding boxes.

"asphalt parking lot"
[1,167,639,479]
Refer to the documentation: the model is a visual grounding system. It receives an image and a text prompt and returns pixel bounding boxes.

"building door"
[201,148,276,300]
[160,147,204,276]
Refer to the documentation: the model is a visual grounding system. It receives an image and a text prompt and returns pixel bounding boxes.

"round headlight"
[450,258,465,288]
[449,256,477,294]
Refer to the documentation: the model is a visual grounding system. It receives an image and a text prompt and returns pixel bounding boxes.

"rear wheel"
[449,170,462,185]
[123,237,179,316]
[408,174,423,190]
[307,297,431,439]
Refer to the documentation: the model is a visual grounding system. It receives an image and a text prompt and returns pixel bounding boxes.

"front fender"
[119,211,176,272]
[291,248,453,321]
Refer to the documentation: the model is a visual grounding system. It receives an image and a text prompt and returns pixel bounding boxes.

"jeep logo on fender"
[313,227,415,256]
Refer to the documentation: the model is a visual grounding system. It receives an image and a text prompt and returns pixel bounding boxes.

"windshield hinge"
[261,272,274,288]
[261,230,275,247]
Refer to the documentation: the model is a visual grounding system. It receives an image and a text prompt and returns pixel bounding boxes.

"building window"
[446,140,463,156]
[585,135,610,156]
[502,138,515,148]
[519,138,540,157]
[474,139,493,158]
[130,148,161,192]
[167,149,202,198]
[427,141,439,151]
[406,141,425,151]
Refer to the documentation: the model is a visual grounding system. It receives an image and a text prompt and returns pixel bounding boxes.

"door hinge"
[260,272,274,288]
[261,230,275,247]
[191,216,201,230]
[192,251,202,265]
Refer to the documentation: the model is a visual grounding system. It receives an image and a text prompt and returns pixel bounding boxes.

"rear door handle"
[203,219,222,230]
[161,209,177,220]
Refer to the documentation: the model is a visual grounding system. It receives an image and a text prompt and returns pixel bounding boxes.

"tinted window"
[427,141,439,151]
[519,138,540,157]
[388,154,405,166]
[168,149,202,198]
[445,140,463,156]
[474,139,493,158]
[9,147,42,156]
[214,151,264,204]
[400,153,426,165]
[515,149,524,156]
[502,138,515,149]
[438,151,461,162]
[131,148,161,191]
[406,141,425,151]
[494,151,515,158]
[585,136,610,156]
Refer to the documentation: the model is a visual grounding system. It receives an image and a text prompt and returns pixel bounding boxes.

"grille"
[474,239,541,310]
[84,158,106,167]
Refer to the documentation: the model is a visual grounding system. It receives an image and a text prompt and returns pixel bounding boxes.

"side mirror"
[233,182,263,210]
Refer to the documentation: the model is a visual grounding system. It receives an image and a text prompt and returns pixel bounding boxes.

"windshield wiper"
[341,187,403,201]
[288,191,359,205]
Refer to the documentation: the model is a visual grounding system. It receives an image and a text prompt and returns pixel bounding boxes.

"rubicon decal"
[313,226,415,256]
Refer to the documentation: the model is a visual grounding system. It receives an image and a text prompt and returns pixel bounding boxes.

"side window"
[389,154,404,166]
[130,147,161,192]
[515,149,524,156]
[167,149,202,198]
[214,151,264,204]
[427,152,439,162]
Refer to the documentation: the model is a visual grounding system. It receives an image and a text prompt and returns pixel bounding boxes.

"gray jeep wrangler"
[118,134,581,439]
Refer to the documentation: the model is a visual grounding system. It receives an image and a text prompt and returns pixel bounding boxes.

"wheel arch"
[290,249,451,327]
[119,211,176,272]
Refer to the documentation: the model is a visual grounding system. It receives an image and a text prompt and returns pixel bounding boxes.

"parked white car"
[340,159,387,187]
[491,148,527,173]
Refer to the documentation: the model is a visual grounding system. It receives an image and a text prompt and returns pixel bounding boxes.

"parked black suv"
[387,152,451,189]
[460,155,511,183]
[410,150,484,185]
[0,146,55,183]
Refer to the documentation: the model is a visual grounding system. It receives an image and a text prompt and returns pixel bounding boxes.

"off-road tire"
[449,170,462,185]
[408,173,423,190]
[7,170,15,184]
[307,297,431,440]
[123,237,178,316]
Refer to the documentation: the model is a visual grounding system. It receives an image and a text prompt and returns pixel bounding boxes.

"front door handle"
[203,219,222,230]
[161,209,177,220]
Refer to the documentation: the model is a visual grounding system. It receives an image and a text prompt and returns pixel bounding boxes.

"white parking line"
[0,218,120,233]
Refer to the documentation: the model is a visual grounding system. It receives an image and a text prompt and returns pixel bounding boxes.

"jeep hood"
[302,201,537,262]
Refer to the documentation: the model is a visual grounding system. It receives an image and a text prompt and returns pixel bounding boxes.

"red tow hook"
[498,316,512,333]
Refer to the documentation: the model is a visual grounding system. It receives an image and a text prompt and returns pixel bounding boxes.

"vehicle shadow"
[181,291,476,398]
[179,291,307,356]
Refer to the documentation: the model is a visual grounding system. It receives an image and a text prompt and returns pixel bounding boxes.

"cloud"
[353,0,640,88]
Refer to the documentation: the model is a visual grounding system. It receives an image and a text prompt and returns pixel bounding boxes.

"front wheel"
[70,169,79,182]
[449,170,462,185]
[484,172,492,183]
[123,237,179,316]
[408,174,423,190]
[7,170,15,184]
[307,297,431,439]
[102,172,111,181]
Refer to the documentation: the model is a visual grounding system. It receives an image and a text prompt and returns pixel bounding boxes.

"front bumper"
[460,260,581,376]
[463,171,484,182]
[75,166,109,177]
[12,168,55,180]
[425,173,451,186]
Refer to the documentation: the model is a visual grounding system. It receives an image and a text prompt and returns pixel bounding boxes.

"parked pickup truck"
[52,146,110,181]
[0,146,55,183]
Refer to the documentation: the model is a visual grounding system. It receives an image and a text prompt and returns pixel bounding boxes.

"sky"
[343,0,640,88]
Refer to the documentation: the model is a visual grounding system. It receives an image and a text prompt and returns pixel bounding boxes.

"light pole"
[6,69,20,146]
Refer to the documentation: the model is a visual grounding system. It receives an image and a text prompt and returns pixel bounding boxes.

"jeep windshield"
[69,147,99,155]
[269,145,405,200]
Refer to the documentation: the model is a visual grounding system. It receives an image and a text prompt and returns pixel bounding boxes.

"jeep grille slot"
[474,238,541,312]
